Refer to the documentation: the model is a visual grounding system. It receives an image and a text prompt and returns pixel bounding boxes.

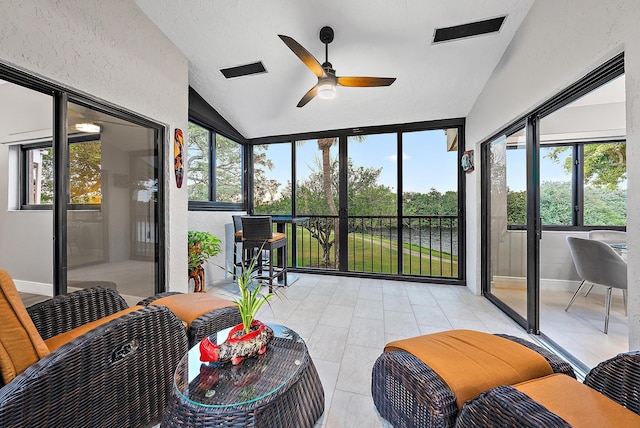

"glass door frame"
[481,119,539,332]
[481,53,625,336]
[59,95,166,295]
[0,61,166,296]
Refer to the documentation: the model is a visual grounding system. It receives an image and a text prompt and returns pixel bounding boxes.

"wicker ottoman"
[456,371,640,427]
[138,292,242,347]
[371,330,575,428]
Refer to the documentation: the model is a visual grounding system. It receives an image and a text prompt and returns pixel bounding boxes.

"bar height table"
[269,215,309,285]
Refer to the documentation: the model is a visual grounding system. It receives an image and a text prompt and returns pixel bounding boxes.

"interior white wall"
[188,211,246,290]
[465,0,640,348]
[0,0,189,293]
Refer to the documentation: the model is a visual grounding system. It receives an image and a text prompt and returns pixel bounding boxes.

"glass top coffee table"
[162,324,324,427]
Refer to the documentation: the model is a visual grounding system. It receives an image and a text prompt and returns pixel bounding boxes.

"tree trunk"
[317,138,339,268]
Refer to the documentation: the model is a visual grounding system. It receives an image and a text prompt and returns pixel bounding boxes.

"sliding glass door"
[484,126,531,327]
[482,55,626,368]
[65,101,161,303]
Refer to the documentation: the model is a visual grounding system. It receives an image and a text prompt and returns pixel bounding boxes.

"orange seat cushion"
[243,232,286,243]
[385,329,553,409]
[45,306,144,352]
[149,293,236,328]
[0,269,51,383]
[515,373,640,427]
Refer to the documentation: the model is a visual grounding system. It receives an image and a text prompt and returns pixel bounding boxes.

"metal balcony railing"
[284,215,459,278]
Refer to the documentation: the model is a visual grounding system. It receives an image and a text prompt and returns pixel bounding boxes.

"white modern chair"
[584,230,627,296]
[588,229,627,244]
[565,236,627,333]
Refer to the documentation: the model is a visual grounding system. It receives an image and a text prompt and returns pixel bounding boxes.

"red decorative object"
[200,321,274,366]
[174,128,184,188]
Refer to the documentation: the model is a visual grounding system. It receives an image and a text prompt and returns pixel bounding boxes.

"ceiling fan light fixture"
[74,122,101,133]
[317,78,336,100]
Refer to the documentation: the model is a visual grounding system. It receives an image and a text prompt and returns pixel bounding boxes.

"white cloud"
[387,152,410,161]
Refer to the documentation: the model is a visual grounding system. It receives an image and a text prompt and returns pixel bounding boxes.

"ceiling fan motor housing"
[319,26,334,44]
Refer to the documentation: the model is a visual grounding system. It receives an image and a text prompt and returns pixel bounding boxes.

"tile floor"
[209,274,533,427]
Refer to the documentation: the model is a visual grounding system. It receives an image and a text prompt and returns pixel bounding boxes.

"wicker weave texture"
[372,334,574,428]
[27,286,129,340]
[241,216,274,241]
[455,385,572,428]
[162,337,324,427]
[584,350,640,415]
[1,305,188,428]
[372,350,457,428]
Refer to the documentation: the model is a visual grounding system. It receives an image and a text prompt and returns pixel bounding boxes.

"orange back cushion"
[0,269,50,384]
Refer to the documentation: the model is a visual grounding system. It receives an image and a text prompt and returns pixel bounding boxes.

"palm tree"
[316,136,365,267]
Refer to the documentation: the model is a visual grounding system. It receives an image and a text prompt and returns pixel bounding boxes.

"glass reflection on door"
[486,127,527,320]
[66,102,158,304]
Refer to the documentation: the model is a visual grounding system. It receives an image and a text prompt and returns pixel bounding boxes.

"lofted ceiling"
[135,0,534,139]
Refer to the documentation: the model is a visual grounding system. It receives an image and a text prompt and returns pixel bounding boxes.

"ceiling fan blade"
[278,35,325,78]
[297,85,319,108]
[337,76,396,87]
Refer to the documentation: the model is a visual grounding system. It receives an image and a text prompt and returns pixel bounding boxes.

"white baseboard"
[492,276,607,296]
[14,279,54,297]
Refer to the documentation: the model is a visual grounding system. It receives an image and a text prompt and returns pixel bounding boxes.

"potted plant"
[188,230,222,292]
[199,248,276,365]
[232,251,274,333]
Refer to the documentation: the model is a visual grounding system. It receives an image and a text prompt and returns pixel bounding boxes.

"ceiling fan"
[278,26,396,107]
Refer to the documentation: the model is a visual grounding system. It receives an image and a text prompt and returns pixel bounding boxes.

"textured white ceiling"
[135,0,534,139]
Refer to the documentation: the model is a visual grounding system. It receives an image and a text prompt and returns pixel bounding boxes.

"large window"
[506,73,627,229]
[253,143,292,214]
[22,137,102,209]
[250,121,464,282]
[187,121,243,208]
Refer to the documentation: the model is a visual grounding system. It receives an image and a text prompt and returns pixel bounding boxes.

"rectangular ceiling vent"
[220,61,267,79]
[433,15,506,44]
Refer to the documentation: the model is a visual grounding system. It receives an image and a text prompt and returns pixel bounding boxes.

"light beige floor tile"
[299,293,332,313]
[312,358,340,416]
[437,300,481,320]
[358,281,383,301]
[412,304,452,329]
[330,289,359,307]
[406,288,438,307]
[354,299,384,320]
[307,324,350,363]
[347,317,385,348]
[335,344,381,396]
[383,310,420,336]
[383,293,413,312]
[319,304,355,328]
[326,390,383,428]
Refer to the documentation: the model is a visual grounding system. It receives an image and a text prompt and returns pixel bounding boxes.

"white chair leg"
[583,283,595,297]
[604,287,612,334]
[565,280,586,311]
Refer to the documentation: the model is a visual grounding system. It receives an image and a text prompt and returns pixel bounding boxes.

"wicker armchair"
[372,333,575,428]
[0,286,189,428]
[456,351,640,427]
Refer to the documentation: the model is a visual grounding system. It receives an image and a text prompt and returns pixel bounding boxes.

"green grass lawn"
[284,225,458,278]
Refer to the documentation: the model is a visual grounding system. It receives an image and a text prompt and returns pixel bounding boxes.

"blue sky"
[257,129,458,195]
